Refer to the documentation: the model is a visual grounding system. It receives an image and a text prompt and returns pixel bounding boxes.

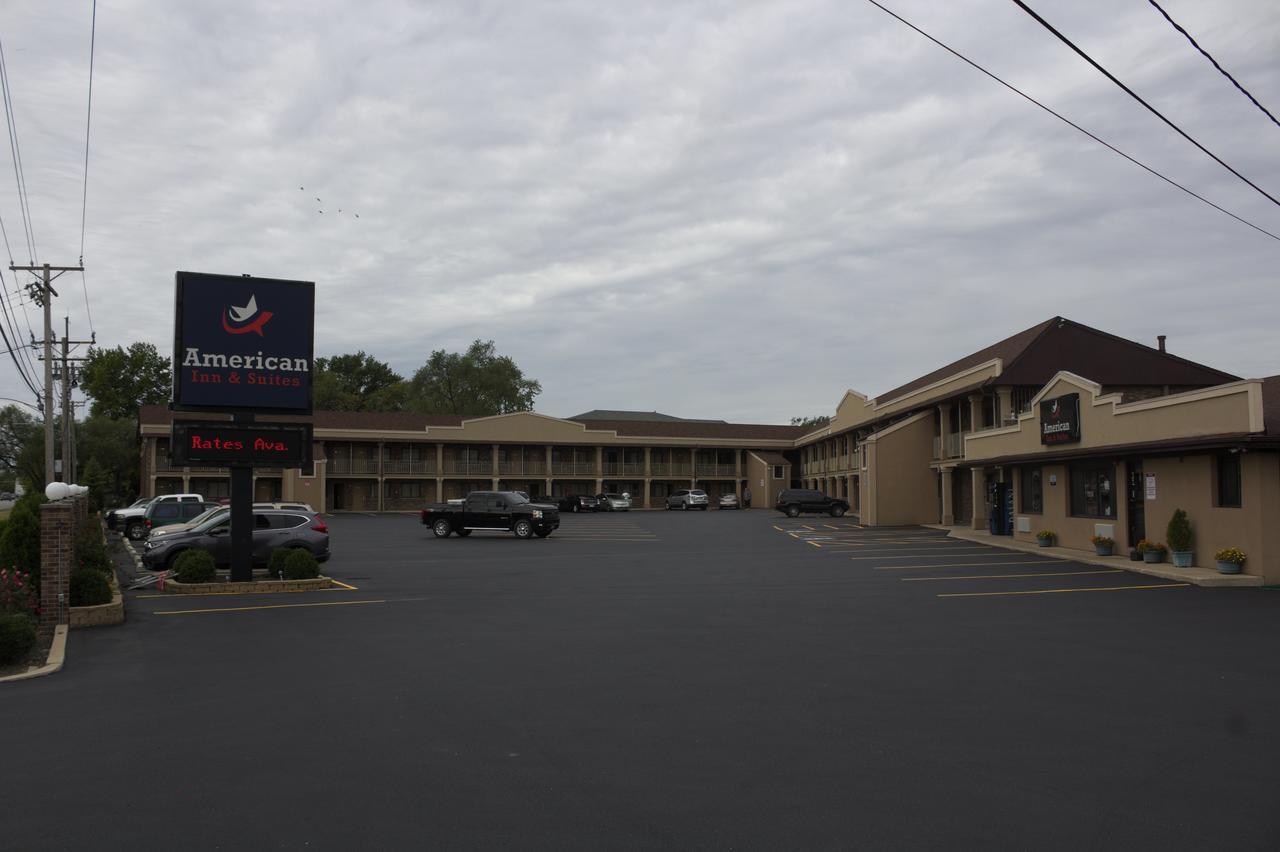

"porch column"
[546,444,554,498]
[377,441,385,512]
[937,402,953,459]
[971,467,988,531]
[690,447,698,488]
[734,450,742,501]
[643,479,651,509]
[435,477,443,503]
[968,393,985,436]
[595,446,603,494]
[940,467,955,526]
[492,444,500,490]
[436,443,444,478]
[996,387,1013,425]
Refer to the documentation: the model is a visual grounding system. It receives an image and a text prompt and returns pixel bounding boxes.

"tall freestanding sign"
[173,272,315,581]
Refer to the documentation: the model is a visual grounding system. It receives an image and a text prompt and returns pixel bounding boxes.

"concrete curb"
[927,525,1263,588]
[160,576,335,595]
[0,624,67,684]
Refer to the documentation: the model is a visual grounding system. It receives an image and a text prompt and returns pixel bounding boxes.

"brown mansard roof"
[875,317,1238,405]
[139,405,804,441]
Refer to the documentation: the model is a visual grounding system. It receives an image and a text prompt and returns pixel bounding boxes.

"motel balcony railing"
[932,433,967,459]
[499,461,547,476]
[550,462,598,477]
[694,464,738,478]
[328,459,379,475]
[382,495,430,511]
[649,463,692,477]
[383,460,437,476]
[602,463,645,477]
[442,460,493,476]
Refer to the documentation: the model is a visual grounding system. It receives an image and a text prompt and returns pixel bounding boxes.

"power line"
[1146,0,1280,132]
[77,0,97,333]
[862,0,1280,243]
[1010,0,1280,210]
[0,36,37,264]
[0,270,40,401]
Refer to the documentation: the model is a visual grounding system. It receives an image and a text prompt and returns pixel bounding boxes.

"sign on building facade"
[1039,393,1081,445]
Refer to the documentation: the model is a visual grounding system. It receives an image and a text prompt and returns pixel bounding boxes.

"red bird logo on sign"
[222,295,274,336]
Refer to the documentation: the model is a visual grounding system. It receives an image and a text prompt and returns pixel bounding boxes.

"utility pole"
[55,317,93,483]
[10,263,83,485]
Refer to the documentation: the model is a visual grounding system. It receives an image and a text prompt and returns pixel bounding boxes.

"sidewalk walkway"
[926,525,1262,588]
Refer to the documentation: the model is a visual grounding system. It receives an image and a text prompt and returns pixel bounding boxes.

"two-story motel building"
[139,317,1280,581]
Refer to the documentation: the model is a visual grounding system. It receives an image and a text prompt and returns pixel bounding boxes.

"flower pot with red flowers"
[1137,540,1167,564]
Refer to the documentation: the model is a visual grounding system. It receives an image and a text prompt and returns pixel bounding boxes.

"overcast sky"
[3,0,1277,423]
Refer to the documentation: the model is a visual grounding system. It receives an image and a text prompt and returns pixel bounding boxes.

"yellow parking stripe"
[154,599,386,615]
[902,569,1124,582]
[807,540,822,548]
[873,559,1067,571]
[937,583,1190,598]
[329,578,359,590]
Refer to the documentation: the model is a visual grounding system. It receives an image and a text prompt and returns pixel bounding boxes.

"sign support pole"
[230,412,255,582]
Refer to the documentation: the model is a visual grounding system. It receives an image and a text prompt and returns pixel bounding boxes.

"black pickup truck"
[420,491,560,539]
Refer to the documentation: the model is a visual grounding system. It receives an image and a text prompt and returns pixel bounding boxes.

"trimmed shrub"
[0,495,43,588]
[74,518,113,574]
[267,547,292,579]
[173,549,217,584]
[0,612,36,665]
[1167,508,1193,553]
[282,548,319,580]
[70,568,112,607]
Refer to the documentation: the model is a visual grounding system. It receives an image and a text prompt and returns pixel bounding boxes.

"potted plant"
[1090,535,1114,557]
[1035,530,1055,547]
[1214,547,1247,575]
[1166,508,1194,568]
[1137,539,1167,564]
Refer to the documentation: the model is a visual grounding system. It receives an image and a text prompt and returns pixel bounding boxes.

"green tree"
[408,340,541,415]
[790,415,831,428]
[77,416,139,508]
[0,494,43,586]
[0,405,40,490]
[80,343,171,420]
[314,352,405,411]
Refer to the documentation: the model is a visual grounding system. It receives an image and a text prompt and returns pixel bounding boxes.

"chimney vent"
[1157,335,1167,353]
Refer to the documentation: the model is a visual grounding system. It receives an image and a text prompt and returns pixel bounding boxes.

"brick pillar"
[39,499,75,635]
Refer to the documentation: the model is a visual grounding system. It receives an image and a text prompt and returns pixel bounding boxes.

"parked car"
[107,497,152,530]
[718,493,739,510]
[666,489,709,510]
[595,493,631,511]
[144,500,221,537]
[147,504,228,541]
[774,488,849,518]
[120,493,205,540]
[556,494,599,513]
[420,491,559,539]
[142,509,330,571]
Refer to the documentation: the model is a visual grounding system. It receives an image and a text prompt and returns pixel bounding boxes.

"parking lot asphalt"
[7,509,1280,849]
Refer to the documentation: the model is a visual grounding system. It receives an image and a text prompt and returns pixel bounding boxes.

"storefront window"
[1020,467,1043,514]
[1070,462,1115,518]
[1216,452,1242,508]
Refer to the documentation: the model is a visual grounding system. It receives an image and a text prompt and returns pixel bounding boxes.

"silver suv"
[665,489,709,511]
[142,509,330,571]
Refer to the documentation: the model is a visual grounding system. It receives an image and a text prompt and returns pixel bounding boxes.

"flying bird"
[229,296,259,322]
[354,213,360,218]
[318,210,324,214]
[315,197,322,203]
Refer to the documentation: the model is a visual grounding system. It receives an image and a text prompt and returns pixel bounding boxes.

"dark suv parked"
[141,509,330,570]
[774,488,849,518]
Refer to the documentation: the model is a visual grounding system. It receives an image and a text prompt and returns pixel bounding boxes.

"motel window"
[1020,467,1043,514]
[1216,452,1242,508]
[1069,462,1115,519]
[773,465,784,480]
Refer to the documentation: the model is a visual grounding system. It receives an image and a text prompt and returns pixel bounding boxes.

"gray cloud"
[2,0,1276,422]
